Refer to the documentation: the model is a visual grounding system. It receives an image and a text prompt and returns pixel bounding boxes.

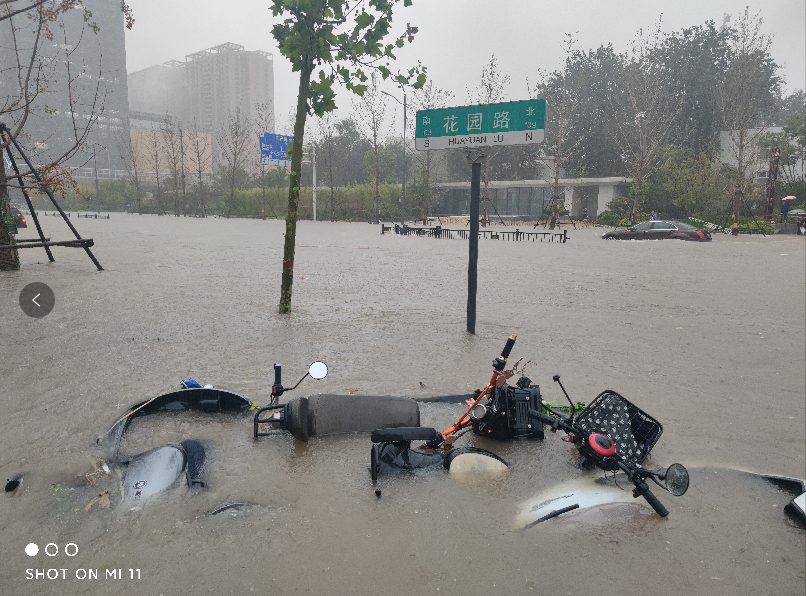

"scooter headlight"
[471,404,489,420]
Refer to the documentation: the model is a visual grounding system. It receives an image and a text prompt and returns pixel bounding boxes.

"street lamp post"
[92,147,100,213]
[382,89,406,226]
[180,129,186,215]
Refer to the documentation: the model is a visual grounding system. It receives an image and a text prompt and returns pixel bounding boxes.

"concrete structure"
[0,0,130,178]
[433,178,631,218]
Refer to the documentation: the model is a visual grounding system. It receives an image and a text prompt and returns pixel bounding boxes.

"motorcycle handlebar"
[528,408,576,434]
[616,462,669,517]
[530,407,671,516]
[501,334,516,359]
[640,486,669,517]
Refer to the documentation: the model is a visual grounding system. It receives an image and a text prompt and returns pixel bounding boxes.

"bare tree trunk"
[732,129,746,235]
[549,146,562,230]
[374,130,380,223]
[0,160,20,270]
[261,163,267,219]
[279,62,313,313]
[328,148,335,222]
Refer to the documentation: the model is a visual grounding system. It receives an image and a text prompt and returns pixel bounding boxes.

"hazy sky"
[124,0,806,131]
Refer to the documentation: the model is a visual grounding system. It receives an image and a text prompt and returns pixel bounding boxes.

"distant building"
[127,61,187,121]
[184,43,274,136]
[719,128,805,185]
[0,0,130,179]
[127,42,275,167]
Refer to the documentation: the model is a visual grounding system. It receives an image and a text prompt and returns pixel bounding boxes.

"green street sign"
[415,99,545,151]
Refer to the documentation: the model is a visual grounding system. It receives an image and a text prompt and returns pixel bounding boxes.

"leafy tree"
[562,44,626,179]
[757,113,806,186]
[612,22,686,225]
[771,90,805,126]
[660,147,725,215]
[212,164,251,212]
[531,34,583,228]
[363,146,397,184]
[718,10,781,234]
[334,117,373,186]
[756,112,806,207]
[660,21,732,153]
[270,0,424,312]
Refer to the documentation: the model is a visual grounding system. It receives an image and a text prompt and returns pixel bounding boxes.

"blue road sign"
[260,133,293,165]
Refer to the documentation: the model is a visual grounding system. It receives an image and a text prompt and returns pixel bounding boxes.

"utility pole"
[93,148,100,213]
[312,145,316,221]
[382,89,407,225]
[180,129,186,214]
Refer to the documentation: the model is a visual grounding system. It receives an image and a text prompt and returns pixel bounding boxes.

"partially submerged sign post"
[415,100,545,334]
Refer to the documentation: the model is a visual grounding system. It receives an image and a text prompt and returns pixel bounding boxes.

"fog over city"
[125,0,806,128]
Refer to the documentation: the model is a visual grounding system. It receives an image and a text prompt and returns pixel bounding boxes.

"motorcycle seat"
[371,427,440,444]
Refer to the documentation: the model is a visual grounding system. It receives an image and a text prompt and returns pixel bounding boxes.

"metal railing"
[382,224,568,243]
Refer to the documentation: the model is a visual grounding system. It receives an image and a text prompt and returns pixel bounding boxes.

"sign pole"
[414,100,545,336]
[312,145,317,221]
[465,148,486,335]
[402,92,406,225]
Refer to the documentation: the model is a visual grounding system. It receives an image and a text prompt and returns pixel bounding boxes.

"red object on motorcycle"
[588,433,616,457]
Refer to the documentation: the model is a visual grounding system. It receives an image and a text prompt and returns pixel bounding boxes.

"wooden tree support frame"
[0,238,94,250]
[0,123,103,270]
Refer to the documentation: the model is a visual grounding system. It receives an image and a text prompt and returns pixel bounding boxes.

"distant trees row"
[306,12,804,227]
[522,13,803,230]
[13,9,802,226]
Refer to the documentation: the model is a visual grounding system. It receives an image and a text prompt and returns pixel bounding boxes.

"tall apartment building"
[185,43,274,136]
[128,43,275,162]
[0,0,130,178]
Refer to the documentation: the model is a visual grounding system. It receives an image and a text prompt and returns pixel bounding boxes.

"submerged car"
[602,220,711,241]
[12,207,27,228]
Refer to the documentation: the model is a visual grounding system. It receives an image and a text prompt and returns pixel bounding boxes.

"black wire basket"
[574,390,663,467]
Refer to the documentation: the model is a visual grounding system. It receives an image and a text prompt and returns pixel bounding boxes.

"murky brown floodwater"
[1,213,804,596]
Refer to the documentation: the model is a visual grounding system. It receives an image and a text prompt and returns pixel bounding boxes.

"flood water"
[1,213,804,595]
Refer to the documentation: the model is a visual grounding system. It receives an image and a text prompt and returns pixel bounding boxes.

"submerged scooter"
[369,335,539,483]
[96,361,423,501]
[253,362,420,441]
[370,335,689,518]
[529,385,689,517]
[442,334,688,516]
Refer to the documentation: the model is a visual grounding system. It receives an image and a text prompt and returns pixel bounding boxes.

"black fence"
[382,224,567,243]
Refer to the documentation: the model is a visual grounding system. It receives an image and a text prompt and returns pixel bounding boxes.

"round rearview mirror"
[664,463,689,496]
[309,361,328,380]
